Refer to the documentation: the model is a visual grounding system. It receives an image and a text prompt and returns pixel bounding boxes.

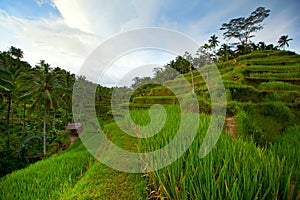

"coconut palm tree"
[278,35,293,50]
[208,34,220,50]
[56,68,75,128]
[0,52,29,147]
[28,60,64,156]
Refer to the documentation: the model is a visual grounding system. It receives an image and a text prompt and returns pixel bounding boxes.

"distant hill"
[130,50,300,144]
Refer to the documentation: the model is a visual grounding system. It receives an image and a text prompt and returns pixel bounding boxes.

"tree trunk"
[7,93,11,148]
[190,64,195,93]
[43,101,47,156]
[65,109,68,134]
[11,107,14,128]
[53,105,56,133]
[206,68,210,92]
[22,103,26,132]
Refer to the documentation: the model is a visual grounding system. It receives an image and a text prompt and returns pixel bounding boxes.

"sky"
[0,0,299,86]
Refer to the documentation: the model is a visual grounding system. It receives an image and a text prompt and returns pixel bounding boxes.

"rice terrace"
[0,1,299,200]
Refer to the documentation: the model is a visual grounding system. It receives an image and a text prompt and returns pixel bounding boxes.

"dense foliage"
[0,47,113,176]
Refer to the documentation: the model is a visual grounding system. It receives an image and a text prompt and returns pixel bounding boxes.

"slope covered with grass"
[131,50,300,143]
[1,50,299,199]
[0,124,147,200]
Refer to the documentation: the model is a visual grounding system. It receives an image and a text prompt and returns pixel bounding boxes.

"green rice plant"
[127,106,295,199]
[133,96,179,104]
[234,102,295,141]
[224,82,259,102]
[236,50,297,62]
[239,55,300,66]
[271,125,300,180]
[235,110,266,145]
[270,125,300,200]
[258,81,300,91]
[0,141,94,200]
[263,91,300,103]
[250,72,300,79]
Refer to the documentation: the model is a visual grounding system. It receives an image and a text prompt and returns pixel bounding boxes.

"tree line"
[0,47,112,176]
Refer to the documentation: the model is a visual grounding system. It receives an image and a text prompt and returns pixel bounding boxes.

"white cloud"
[0,0,165,78]
[35,0,55,7]
[0,0,299,86]
[0,9,101,73]
[53,0,156,36]
[99,50,176,87]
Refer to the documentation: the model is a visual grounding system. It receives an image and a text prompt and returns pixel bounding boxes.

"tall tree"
[28,60,63,156]
[167,56,191,74]
[0,51,29,147]
[278,35,293,50]
[208,35,220,50]
[57,69,75,128]
[220,7,270,47]
[217,44,233,61]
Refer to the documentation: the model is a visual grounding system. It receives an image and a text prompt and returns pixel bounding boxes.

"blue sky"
[0,0,299,85]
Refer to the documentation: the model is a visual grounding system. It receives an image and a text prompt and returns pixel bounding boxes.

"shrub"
[235,110,265,146]
[259,102,294,126]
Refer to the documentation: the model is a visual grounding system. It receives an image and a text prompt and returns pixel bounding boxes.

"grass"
[238,54,300,65]
[59,123,147,200]
[242,64,300,72]
[0,122,148,200]
[258,81,300,91]
[59,161,146,200]
[0,141,95,199]
[249,72,300,79]
[133,96,179,104]
[271,125,300,180]
[1,50,300,199]
[126,106,297,199]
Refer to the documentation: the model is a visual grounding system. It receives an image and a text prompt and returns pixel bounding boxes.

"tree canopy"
[278,35,293,50]
[220,7,270,47]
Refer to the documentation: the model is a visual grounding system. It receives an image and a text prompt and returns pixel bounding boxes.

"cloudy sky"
[0,0,299,86]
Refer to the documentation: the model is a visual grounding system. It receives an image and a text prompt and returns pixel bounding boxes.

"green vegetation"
[125,49,300,198]
[0,126,147,199]
[0,47,114,176]
[1,6,299,200]
[0,142,94,199]
[124,107,297,199]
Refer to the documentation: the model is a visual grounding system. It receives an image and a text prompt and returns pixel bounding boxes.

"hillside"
[131,50,300,144]
[0,50,299,199]
[0,125,147,199]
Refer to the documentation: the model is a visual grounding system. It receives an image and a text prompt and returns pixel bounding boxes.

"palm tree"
[0,52,28,147]
[28,60,64,156]
[208,34,220,50]
[278,35,293,50]
[56,69,75,129]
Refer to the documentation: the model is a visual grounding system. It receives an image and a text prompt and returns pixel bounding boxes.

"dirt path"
[226,117,236,137]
